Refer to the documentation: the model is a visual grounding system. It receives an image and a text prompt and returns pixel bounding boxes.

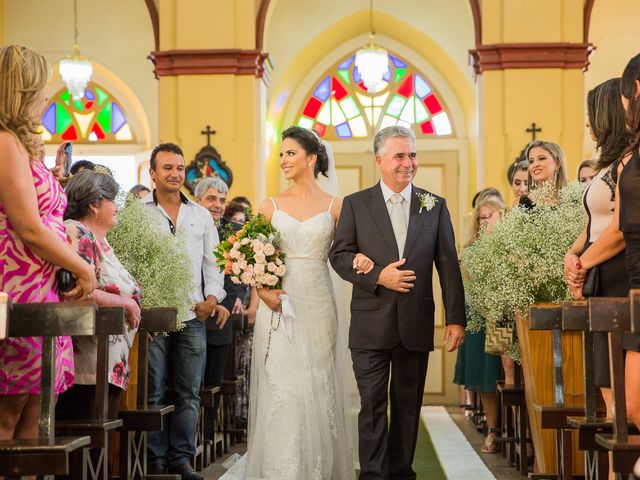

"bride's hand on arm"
[257,288,285,312]
[353,253,374,275]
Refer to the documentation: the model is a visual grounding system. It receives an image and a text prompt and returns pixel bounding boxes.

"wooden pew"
[56,306,127,480]
[591,295,640,477]
[497,378,528,475]
[117,308,179,480]
[0,294,93,478]
[562,300,611,480]
[528,303,584,480]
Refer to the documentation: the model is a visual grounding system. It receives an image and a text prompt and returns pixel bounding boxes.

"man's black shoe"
[147,462,166,474]
[167,462,204,480]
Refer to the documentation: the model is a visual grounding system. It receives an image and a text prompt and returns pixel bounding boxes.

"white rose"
[276,265,286,277]
[231,262,242,275]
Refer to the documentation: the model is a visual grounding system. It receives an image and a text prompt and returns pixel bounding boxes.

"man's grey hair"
[373,126,416,156]
[194,175,228,199]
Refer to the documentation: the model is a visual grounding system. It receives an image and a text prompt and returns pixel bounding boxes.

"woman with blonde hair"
[519,140,569,207]
[0,45,96,445]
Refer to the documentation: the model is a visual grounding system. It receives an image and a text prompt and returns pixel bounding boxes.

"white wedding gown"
[221,200,354,480]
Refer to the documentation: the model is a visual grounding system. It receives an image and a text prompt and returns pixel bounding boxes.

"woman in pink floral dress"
[56,170,141,421]
[0,45,96,442]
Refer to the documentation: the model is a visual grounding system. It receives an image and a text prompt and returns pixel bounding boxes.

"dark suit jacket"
[329,182,465,352]
[206,219,248,346]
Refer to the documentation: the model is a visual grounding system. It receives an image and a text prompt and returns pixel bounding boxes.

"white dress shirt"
[142,190,226,318]
[380,180,412,227]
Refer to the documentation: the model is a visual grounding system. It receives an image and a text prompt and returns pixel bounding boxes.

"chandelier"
[59,0,92,100]
[355,0,388,94]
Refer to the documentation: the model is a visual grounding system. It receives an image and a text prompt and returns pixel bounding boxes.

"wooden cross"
[201,125,216,146]
[526,122,542,141]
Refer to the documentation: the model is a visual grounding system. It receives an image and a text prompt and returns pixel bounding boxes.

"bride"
[221,126,367,479]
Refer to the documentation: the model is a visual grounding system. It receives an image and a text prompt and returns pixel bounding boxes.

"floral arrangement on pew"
[214,212,286,289]
[460,182,586,361]
[107,194,194,329]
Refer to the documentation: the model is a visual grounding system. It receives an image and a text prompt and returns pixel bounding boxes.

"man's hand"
[194,297,217,321]
[214,305,230,329]
[444,324,465,352]
[376,258,415,293]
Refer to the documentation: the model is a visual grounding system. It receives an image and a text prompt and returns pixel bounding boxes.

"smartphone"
[63,142,73,176]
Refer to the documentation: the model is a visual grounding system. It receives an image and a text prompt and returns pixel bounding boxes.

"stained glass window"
[296,51,453,139]
[41,82,135,144]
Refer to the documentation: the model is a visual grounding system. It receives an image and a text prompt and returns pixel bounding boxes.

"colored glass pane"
[337,70,351,85]
[61,125,78,141]
[330,99,347,124]
[41,129,52,142]
[42,103,56,134]
[356,93,372,106]
[338,56,354,69]
[97,103,112,133]
[317,102,331,125]
[297,116,314,129]
[61,90,70,106]
[421,121,434,134]
[373,92,389,106]
[414,74,432,99]
[314,123,327,137]
[56,104,73,133]
[91,122,106,140]
[415,98,429,123]
[84,89,95,101]
[303,97,322,118]
[379,115,397,130]
[313,76,331,101]
[95,86,109,106]
[348,117,367,137]
[373,107,382,125]
[335,122,352,138]
[397,75,413,98]
[424,95,442,115]
[400,96,415,124]
[111,103,127,133]
[353,66,361,84]
[84,101,94,109]
[331,77,348,100]
[394,68,406,83]
[339,97,360,120]
[432,112,452,135]
[73,99,84,111]
[382,68,392,82]
[390,54,407,68]
[386,95,407,118]
[73,112,95,138]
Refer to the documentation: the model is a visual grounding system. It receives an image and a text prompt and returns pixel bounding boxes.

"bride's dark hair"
[281,126,329,178]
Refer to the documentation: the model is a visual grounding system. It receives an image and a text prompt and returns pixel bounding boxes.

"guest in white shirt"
[142,143,227,480]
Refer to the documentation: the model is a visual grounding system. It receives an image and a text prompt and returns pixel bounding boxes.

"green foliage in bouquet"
[107,195,194,329]
[461,182,586,335]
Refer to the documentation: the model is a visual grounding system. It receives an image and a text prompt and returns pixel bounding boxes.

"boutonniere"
[417,192,437,213]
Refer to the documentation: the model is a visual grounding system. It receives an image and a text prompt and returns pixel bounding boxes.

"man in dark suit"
[194,176,246,442]
[329,126,465,480]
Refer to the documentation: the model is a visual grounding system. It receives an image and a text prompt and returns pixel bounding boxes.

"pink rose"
[263,243,275,256]
[255,263,265,275]
[276,265,286,277]
[231,276,241,284]
[265,274,278,287]
[267,262,277,272]
[254,252,266,264]
[228,235,237,244]
[276,257,283,266]
[240,271,254,285]
[229,248,240,259]
[231,262,242,275]
[241,238,250,245]
[252,240,264,254]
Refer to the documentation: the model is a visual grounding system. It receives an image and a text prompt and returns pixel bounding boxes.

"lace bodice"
[271,208,335,262]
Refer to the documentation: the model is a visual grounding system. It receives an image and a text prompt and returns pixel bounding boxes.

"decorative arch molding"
[256,0,271,51]
[468,0,595,73]
[144,0,160,51]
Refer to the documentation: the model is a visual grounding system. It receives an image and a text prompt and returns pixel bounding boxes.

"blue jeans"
[147,319,206,467]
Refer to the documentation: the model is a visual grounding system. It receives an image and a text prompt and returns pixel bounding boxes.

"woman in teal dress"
[454,197,505,453]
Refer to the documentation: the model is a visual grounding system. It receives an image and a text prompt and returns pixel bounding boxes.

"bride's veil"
[318,139,361,470]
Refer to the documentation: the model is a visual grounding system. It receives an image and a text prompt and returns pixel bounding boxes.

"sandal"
[480,429,499,454]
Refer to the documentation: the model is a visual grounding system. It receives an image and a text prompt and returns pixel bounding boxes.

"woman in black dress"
[563,77,630,420]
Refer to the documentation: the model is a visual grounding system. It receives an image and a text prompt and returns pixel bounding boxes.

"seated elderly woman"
[56,169,141,421]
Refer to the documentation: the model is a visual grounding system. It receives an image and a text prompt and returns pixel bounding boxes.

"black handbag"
[582,266,601,298]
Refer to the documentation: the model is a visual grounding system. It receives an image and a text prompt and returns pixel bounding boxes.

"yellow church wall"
[483,0,583,43]
[2,0,158,148]
[583,0,640,159]
[263,8,478,209]
[480,68,584,200]
[158,73,261,204]
[159,0,255,50]
[0,0,4,45]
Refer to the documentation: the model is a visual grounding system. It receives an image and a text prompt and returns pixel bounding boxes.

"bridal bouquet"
[460,181,586,360]
[214,213,286,289]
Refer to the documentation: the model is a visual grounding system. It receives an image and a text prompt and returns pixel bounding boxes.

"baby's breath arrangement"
[107,195,194,329]
[461,182,586,339]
